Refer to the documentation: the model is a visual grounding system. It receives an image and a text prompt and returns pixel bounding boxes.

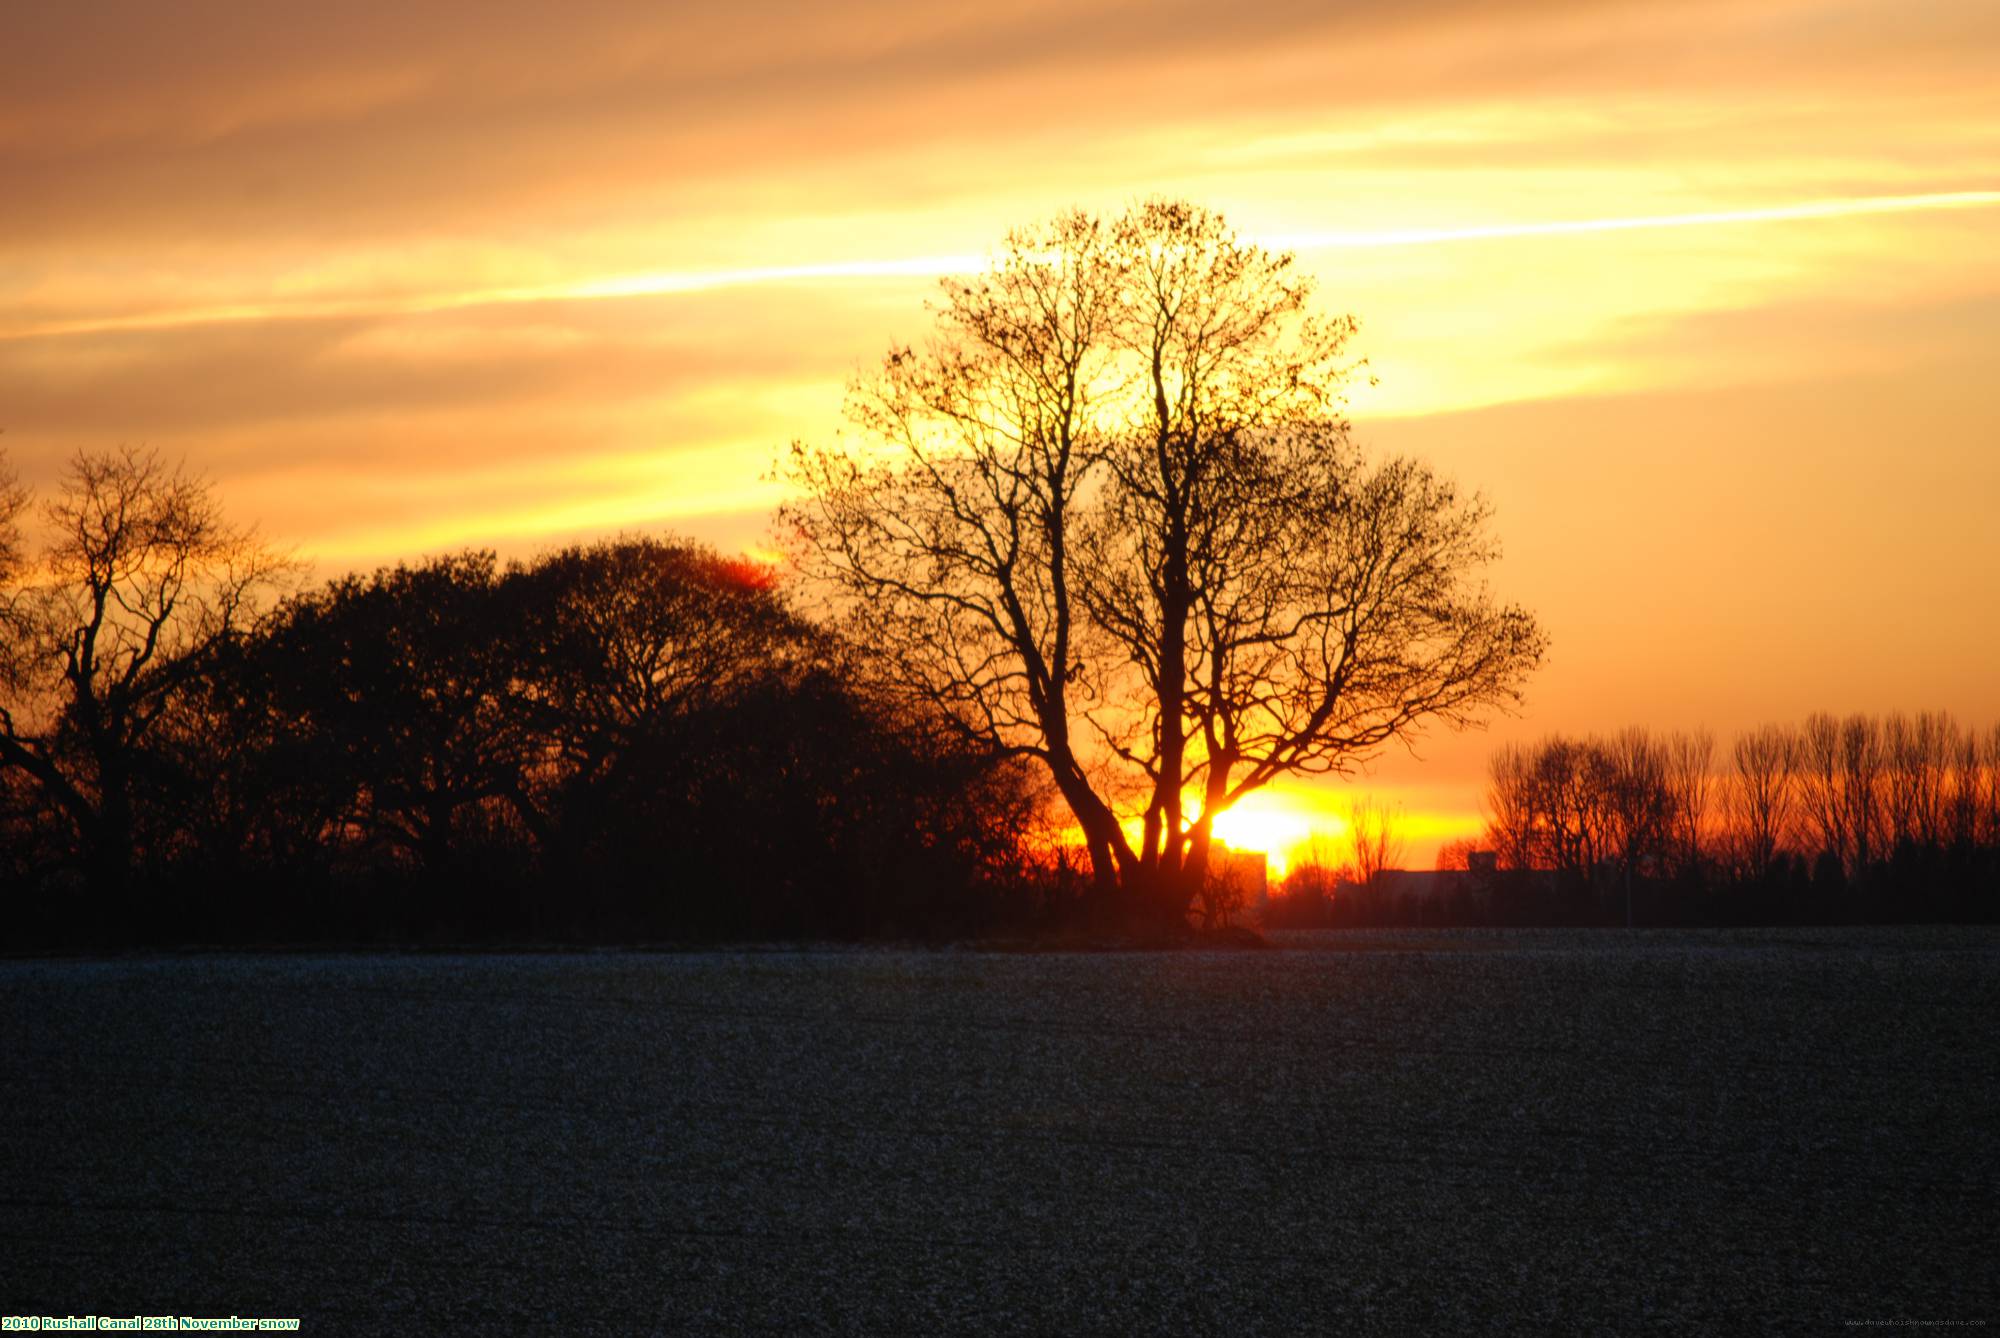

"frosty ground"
[3,928,1994,1334]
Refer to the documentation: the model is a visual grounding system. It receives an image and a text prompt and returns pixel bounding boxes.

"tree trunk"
[85,779,138,936]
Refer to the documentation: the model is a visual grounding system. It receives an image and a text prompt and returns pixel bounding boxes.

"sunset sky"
[6,0,1997,865]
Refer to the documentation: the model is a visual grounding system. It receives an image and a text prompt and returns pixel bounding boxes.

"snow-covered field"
[4,928,1995,1333]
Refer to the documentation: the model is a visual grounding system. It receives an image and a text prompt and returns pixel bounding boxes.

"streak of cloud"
[1271,188,2000,249]
[10,189,1993,343]
[1,255,985,342]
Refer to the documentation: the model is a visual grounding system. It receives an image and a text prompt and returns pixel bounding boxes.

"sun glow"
[1209,791,1347,880]
[1091,784,1490,883]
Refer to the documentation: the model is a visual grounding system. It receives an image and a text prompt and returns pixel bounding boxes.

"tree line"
[5,445,1988,943]
[1266,721,1998,928]
[0,448,1052,948]
[1459,721,1993,925]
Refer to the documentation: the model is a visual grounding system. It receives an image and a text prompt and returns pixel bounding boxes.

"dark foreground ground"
[2,928,1995,1334]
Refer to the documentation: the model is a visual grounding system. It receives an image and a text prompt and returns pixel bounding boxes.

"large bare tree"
[784,202,1545,925]
[0,446,289,898]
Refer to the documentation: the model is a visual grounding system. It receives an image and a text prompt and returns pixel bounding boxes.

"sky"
[5,0,1997,867]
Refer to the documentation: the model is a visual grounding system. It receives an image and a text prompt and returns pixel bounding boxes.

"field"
[4,928,1995,1333]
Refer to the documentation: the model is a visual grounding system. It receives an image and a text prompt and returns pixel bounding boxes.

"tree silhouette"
[261,551,533,887]
[786,201,1544,927]
[1476,714,1997,928]
[0,446,289,902]
[1345,795,1407,891]
[509,538,821,857]
[1663,728,1716,876]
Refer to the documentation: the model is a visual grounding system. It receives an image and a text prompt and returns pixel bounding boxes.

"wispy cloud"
[12,189,1994,343]
[0,255,986,341]
[1272,188,2000,249]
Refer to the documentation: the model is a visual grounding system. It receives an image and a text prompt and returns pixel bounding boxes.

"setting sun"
[1209,792,1339,879]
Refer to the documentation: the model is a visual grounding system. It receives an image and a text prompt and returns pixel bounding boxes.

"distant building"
[1373,869,1458,902]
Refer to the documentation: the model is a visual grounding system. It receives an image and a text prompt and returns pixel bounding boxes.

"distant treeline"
[0,451,1055,949]
[1270,720,2000,927]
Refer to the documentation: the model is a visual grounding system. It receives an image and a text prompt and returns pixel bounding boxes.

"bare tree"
[1946,725,1982,851]
[1916,711,1957,849]
[1284,832,1346,895]
[1796,711,1848,870]
[785,201,1544,927]
[1344,795,1406,891]
[1603,728,1674,924]
[0,459,31,695]
[1662,728,1714,875]
[1605,729,1672,866]
[0,460,25,572]
[1484,730,1692,899]
[1979,724,2000,850]
[1883,710,1955,852]
[1534,736,1614,881]
[1840,713,1885,874]
[1483,741,1540,871]
[0,446,290,898]
[1727,724,1797,877]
